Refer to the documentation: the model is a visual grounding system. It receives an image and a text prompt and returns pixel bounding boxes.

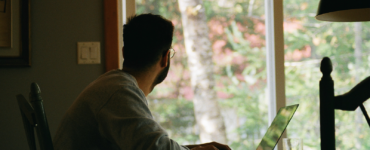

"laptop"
[256,104,299,150]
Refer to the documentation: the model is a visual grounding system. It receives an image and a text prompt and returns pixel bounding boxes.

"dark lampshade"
[316,0,370,22]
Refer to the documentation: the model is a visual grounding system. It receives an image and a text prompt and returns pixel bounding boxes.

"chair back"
[320,57,370,150]
[17,82,54,150]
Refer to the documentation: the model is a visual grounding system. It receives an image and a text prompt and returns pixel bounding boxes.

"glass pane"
[134,0,269,149]
[284,0,370,149]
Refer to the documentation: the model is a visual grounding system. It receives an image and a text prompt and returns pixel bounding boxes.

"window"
[129,0,286,149]
[115,0,370,149]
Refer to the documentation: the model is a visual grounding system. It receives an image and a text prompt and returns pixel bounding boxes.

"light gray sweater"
[53,70,189,150]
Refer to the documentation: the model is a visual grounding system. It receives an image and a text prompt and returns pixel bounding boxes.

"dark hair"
[123,13,174,70]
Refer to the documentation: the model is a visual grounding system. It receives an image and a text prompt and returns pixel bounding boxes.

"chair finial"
[320,57,333,75]
[30,82,41,94]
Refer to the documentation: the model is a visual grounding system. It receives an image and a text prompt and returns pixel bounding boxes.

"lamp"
[315,0,370,22]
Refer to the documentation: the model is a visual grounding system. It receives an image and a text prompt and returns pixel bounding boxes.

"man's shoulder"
[70,70,143,113]
[84,70,142,98]
[84,70,140,93]
[97,70,137,86]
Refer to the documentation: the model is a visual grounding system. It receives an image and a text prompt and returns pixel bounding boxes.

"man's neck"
[121,67,157,96]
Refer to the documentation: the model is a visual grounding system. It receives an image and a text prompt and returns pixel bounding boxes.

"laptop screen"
[256,104,299,150]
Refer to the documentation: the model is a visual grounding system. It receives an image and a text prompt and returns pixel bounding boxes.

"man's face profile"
[153,53,171,87]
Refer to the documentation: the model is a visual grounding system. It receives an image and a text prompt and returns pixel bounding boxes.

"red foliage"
[284,45,311,61]
[155,15,271,100]
[283,20,302,33]
[213,40,227,54]
[253,19,266,35]
[244,33,265,48]
[180,86,194,100]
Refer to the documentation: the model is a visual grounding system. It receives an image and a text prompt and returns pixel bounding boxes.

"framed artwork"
[0,0,31,67]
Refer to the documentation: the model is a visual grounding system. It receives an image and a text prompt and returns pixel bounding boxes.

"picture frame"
[0,0,31,67]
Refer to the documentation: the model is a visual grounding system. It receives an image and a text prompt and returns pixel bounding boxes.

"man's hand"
[187,142,231,150]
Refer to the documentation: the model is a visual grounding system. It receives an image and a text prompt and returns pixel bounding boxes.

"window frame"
[104,0,120,71]
[104,0,135,71]
[265,0,286,149]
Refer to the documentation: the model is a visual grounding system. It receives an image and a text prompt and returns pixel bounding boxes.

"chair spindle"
[320,57,336,150]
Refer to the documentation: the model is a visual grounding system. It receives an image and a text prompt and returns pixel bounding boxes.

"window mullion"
[265,0,286,150]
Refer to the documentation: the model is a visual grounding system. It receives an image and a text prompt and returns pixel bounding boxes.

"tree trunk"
[178,0,227,144]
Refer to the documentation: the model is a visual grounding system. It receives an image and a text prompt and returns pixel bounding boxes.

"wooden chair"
[17,82,54,150]
[320,57,370,150]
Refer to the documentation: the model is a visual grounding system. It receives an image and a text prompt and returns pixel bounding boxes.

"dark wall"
[0,0,105,149]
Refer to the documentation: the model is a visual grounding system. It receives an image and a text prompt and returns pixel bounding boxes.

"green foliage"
[216,20,268,149]
[149,98,199,144]
[218,82,268,149]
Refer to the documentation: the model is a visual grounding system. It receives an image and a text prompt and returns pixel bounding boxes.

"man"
[53,14,230,150]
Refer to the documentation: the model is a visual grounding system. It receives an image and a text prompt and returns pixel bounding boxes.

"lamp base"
[316,8,370,22]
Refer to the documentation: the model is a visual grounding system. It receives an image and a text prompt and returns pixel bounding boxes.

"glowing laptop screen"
[256,104,299,150]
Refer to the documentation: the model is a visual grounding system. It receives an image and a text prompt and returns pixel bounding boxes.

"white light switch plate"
[77,42,101,64]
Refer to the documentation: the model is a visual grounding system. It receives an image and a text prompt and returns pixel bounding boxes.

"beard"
[151,56,170,91]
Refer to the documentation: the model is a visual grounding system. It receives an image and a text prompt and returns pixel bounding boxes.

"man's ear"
[160,50,170,68]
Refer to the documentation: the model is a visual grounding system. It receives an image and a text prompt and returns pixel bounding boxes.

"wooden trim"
[274,1,286,150]
[126,0,136,18]
[104,0,120,71]
[118,0,123,69]
[274,0,286,122]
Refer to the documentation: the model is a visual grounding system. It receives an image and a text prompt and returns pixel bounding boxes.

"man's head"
[122,14,174,91]
[123,13,174,71]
